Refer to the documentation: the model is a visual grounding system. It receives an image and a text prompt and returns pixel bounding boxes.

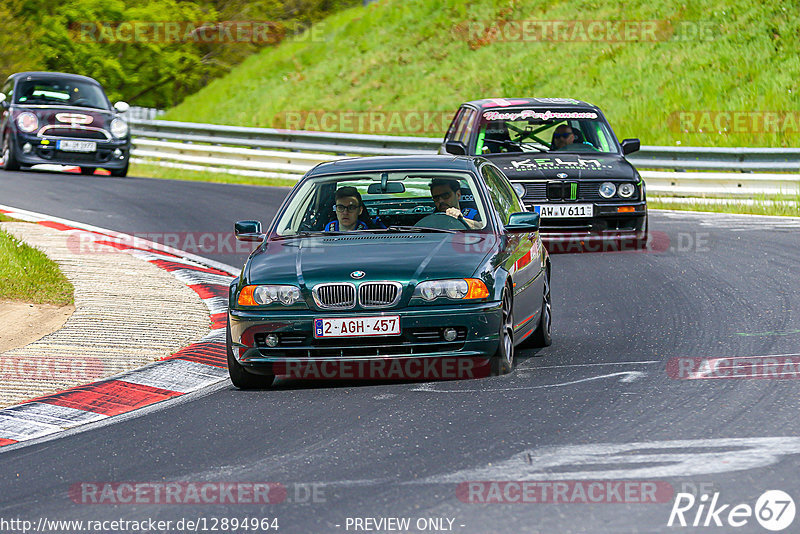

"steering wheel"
[414,211,470,230]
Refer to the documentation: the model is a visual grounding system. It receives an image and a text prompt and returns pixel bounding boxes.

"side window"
[481,165,518,225]
[490,166,524,214]
[458,109,477,145]
[444,107,467,142]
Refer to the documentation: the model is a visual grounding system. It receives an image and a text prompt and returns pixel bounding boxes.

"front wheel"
[2,133,20,171]
[526,268,552,347]
[227,319,275,389]
[491,288,515,375]
[110,160,129,177]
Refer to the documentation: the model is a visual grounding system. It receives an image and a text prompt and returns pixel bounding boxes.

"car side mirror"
[506,212,540,232]
[444,141,467,155]
[235,220,264,242]
[621,138,640,155]
[114,101,130,113]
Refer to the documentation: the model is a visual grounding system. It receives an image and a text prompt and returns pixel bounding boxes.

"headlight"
[598,182,616,199]
[238,284,301,306]
[618,183,636,198]
[110,118,128,138]
[16,112,38,133]
[413,279,489,301]
[511,183,526,199]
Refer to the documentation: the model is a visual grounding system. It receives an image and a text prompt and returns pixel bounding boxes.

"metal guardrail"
[630,146,800,173]
[130,119,800,195]
[131,119,437,156]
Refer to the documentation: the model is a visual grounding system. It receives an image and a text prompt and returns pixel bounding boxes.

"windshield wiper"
[386,226,457,234]
[272,231,349,240]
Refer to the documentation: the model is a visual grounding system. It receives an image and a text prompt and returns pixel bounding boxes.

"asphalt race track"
[2,168,800,533]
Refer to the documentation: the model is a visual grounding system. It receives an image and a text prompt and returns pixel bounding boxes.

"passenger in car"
[428,178,482,229]
[324,186,386,231]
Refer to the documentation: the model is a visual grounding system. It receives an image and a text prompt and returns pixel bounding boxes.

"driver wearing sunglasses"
[551,124,576,150]
[428,178,481,229]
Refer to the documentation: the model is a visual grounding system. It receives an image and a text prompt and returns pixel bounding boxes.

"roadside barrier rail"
[130,119,800,195]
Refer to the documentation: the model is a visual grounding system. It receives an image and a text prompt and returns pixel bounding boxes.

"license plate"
[57,140,96,152]
[534,204,593,218]
[314,316,400,338]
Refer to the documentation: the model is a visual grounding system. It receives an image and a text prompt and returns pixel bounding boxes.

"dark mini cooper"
[441,98,647,246]
[227,155,552,388]
[0,72,130,176]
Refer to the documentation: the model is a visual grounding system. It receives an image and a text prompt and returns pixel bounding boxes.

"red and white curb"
[0,205,239,450]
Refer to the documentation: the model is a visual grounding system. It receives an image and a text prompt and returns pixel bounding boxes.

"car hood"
[485,153,638,180]
[13,106,115,128]
[246,233,499,289]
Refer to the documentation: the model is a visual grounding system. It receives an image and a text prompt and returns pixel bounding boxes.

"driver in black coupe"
[429,178,482,230]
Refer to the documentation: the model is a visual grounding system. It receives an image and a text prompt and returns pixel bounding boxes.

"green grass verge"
[0,225,74,305]
[650,198,800,216]
[129,162,297,187]
[163,0,800,148]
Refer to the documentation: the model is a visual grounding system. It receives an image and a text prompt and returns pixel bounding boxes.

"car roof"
[306,155,487,177]
[463,97,601,112]
[7,72,103,85]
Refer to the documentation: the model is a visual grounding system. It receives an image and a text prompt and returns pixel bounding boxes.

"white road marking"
[201,329,227,343]
[516,360,661,370]
[0,404,108,441]
[202,296,229,315]
[172,269,234,287]
[656,210,800,229]
[409,371,645,393]
[118,359,228,393]
[418,437,800,482]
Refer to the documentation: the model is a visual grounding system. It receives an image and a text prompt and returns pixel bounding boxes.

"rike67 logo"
[668,490,796,531]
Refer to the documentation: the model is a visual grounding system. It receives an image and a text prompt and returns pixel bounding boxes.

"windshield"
[474,108,619,155]
[14,79,110,110]
[274,171,490,236]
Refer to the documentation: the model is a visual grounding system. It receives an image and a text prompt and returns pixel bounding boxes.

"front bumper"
[12,132,130,169]
[229,301,502,373]
[526,201,647,234]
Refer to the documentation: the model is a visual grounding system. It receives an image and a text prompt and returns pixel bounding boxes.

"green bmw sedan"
[227,155,551,388]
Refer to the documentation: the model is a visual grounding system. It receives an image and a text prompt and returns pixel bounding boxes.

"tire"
[490,287,515,375]
[526,267,552,347]
[2,133,20,171]
[79,167,95,175]
[110,160,129,177]
[637,215,649,250]
[227,318,275,389]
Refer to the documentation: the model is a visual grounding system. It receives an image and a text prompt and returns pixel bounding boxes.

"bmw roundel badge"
[556,173,568,179]
[350,270,365,279]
